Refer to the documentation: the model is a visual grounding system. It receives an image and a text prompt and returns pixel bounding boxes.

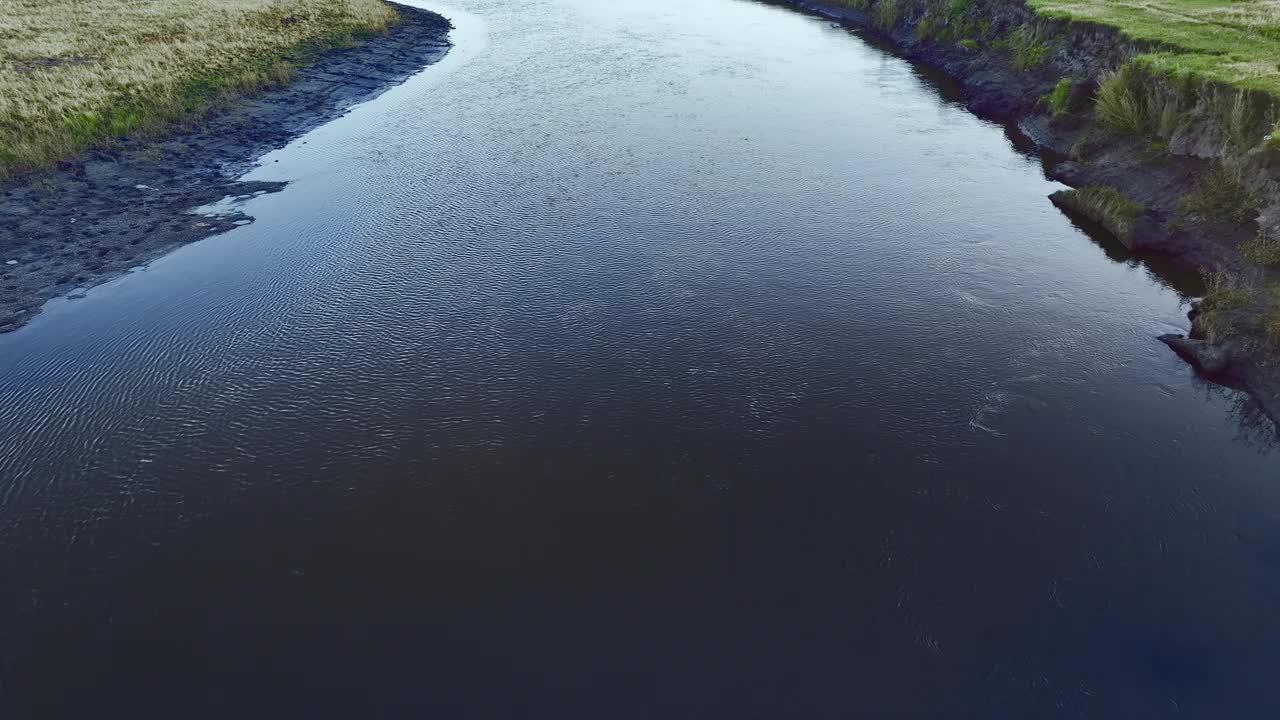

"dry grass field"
[0,0,399,176]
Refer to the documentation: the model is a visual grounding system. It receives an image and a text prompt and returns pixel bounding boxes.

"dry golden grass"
[0,0,398,176]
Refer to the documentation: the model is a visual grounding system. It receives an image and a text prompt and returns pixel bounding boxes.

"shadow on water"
[1054,206,1206,298]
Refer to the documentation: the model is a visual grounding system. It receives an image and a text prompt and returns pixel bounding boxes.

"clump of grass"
[1241,228,1280,266]
[958,39,980,51]
[1263,312,1280,347]
[1197,270,1254,340]
[1203,271,1253,309]
[872,0,901,31]
[1178,163,1257,225]
[916,14,941,41]
[1223,89,1262,151]
[1008,26,1049,70]
[1051,185,1145,244]
[1041,77,1073,116]
[0,0,399,178]
[1094,64,1148,134]
[1153,94,1181,139]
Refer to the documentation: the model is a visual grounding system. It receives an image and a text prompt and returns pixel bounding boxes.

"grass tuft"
[1041,77,1073,116]
[871,0,901,32]
[1241,228,1280,266]
[1008,26,1049,70]
[1264,313,1280,347]
[1051,185,1145,244]
[1198,270,1254,340]
[1094,64,1148,134]
[1224,90,1261,151]
[1178,163,1257,225]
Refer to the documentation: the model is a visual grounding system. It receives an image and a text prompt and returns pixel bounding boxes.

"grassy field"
[0,0,399,177]
[833,0,1280,99]
[1027,0,1280,97]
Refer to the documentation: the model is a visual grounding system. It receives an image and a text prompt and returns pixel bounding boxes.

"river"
[1,0,1277,715]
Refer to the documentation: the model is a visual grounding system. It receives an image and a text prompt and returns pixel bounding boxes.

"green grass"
[1242,228,1280,266]
[1179,163,1257,224]
[1094,64,1148,133]
[0,0,399,177]
[1264,312,1280,346]
[1041,77,1073,115]
[1008,26,1049,70]
[1264,283,1280,346]
[1052,185,1146,242]
[872,0,902,30]
[1027,0,1280,98]
[958,38,980,50]
[1268,121,1280,149]
[1077,185,1145,219]
[1198,270,1254,340]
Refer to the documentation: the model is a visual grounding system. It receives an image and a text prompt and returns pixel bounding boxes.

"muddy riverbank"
[0,3,451,334]
[777,0,1280,426]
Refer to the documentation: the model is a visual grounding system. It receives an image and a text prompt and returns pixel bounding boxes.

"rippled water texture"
[2,0,1278,715]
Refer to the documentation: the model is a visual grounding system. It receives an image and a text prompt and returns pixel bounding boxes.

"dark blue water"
[2,0,1277,716]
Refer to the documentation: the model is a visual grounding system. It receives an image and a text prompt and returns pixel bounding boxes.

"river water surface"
[2,0,1279,716]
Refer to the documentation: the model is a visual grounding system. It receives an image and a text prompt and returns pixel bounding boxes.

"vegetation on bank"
[0,0,399,177]
[1027,0,1280,98]
[1196,270,1280,350]
[1049,185,1145,244]
[832,0,1280,127]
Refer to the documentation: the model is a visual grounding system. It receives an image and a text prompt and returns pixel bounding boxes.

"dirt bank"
[0,3,450,334]
[778,0,1280,426]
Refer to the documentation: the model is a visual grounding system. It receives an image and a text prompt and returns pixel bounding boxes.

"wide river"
[2,0,1278,715]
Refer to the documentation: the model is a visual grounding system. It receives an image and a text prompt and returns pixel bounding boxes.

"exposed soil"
[0,3,451,334]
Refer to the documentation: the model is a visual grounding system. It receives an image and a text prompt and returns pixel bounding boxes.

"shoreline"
[776,0,1280,426]
[0,3,451,335]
